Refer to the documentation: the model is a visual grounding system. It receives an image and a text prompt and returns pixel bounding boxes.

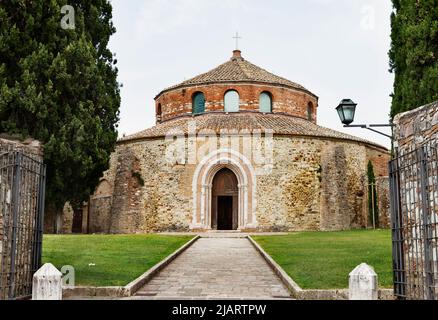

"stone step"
[200,232,248,238]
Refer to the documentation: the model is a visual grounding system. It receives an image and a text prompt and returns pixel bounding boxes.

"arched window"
[224,90,239,112]
[307,102,313,121]
[259,92,272,113]
[192,92,205,114]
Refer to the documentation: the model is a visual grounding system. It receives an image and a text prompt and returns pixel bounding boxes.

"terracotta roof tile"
[119,112,386,150]
[157,53,312,96]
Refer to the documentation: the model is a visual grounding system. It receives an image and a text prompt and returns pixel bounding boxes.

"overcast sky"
[108,0,394,148]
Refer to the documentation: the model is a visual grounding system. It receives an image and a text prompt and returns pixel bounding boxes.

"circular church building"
[87,50,389,233]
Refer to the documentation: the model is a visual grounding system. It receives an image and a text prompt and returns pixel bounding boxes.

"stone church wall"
[256,136,322,231]
[86,196,111,233]
[375,177,390,228]
[319,142,368,230]
[61,203,74,234]
[85,134,389,233]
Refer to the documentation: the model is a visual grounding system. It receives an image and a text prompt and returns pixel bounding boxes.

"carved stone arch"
[191,148,257,230]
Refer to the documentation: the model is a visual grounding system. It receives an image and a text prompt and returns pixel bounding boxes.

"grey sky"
[109,0,394,148]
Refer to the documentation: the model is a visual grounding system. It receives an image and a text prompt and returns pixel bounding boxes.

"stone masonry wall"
[61,203,73,234]
[375,177,390,228]
[319,143,368,230]
[394,100,438,152]
[86,134,389,233]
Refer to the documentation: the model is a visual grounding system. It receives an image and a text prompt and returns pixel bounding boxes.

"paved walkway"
[135,237,291,299]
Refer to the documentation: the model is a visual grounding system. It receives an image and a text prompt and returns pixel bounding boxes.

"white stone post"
[349,263,378,300]
[32,263,63,300]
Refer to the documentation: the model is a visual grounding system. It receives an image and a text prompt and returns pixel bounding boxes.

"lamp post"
[336,99,395,230]
[335,99,394,140]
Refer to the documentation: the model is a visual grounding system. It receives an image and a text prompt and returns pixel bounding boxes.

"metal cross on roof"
[233,32,242,50]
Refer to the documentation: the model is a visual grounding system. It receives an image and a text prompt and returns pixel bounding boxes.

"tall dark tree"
[367,161,379,229]
[0,1,120,231]
[389,0,438,117]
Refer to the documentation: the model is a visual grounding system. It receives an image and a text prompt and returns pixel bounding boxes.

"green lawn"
[253,229,392,289]
[42,234,193,286]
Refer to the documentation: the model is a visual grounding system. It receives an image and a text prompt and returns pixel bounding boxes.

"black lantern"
[336,99,357,125]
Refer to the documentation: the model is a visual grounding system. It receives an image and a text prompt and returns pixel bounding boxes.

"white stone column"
[237,184,244,229]
[32,263,63,300]
[200,184,207,227]
[241,184,248,227]
[349,263,378,300]
[205,184,212,229]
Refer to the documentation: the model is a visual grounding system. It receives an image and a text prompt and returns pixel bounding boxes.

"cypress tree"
[0,1,120,230]
[367,161,379,228]
[389,0,438,117]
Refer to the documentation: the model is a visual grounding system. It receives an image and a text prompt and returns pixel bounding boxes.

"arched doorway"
[191,148,258,231]
[211,168,238,230]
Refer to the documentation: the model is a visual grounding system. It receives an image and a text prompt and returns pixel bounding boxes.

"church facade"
[83,50,390,233]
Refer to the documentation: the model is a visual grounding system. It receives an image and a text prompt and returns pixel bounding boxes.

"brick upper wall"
[366,147,390,177]
[155,83,318,124]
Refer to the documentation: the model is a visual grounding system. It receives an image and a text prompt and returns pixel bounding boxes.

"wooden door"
[212,168,238,230]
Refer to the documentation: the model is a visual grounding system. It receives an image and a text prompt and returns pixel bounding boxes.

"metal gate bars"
[0,151,46,300]
[389,141,438,300]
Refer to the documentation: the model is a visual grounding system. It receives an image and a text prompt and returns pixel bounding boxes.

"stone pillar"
[32,263,63,300]
[61,202,74,234]
[349,263,378,300]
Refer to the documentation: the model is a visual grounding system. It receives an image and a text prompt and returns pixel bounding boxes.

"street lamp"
[335,99,394,140]
[336,99,357,125]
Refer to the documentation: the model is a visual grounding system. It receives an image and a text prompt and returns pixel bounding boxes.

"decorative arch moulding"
[191,148,258,231]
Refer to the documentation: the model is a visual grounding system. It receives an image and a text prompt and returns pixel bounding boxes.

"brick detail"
[155,83,318,124]
[366,147,390,177]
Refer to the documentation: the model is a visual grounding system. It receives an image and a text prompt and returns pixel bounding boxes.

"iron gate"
[389,140,438,300]
[0,150,46,300]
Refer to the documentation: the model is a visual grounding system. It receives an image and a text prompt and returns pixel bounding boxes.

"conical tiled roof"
[156,50,313,97]
[118,112,386,150]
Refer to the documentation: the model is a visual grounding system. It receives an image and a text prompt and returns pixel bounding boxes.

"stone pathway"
[135,236,292,299]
